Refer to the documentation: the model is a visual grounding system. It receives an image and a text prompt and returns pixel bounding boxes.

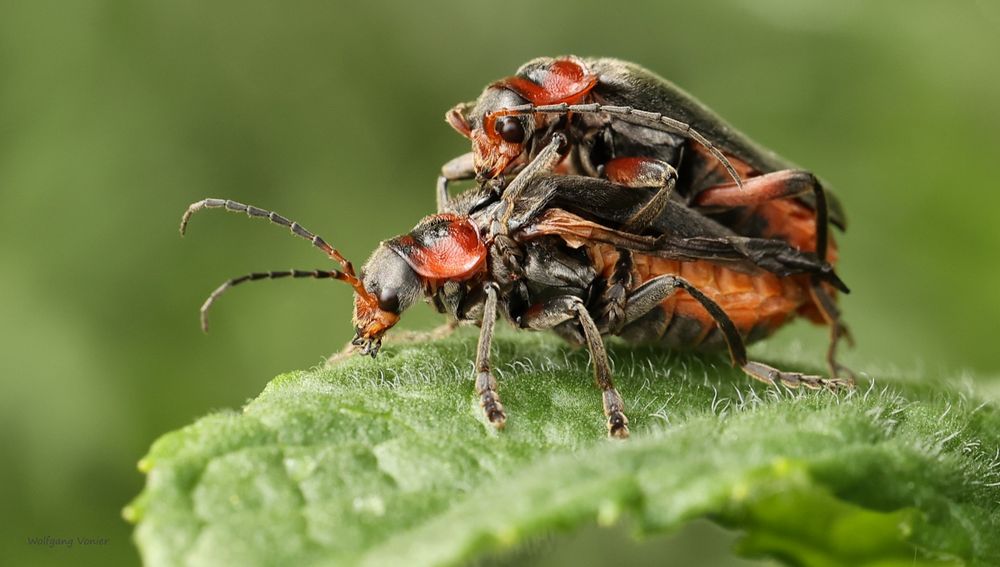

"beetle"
[440,56,852,378]
[180,135,851,438]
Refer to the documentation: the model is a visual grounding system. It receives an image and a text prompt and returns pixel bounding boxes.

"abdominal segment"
[589,244,815,351]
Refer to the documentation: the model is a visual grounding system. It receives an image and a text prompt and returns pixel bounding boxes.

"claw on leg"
[826,322,858,386]
[603,389,630,439]
[476,370,507,428]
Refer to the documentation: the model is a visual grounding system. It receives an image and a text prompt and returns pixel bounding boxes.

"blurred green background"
[2,1,998,565]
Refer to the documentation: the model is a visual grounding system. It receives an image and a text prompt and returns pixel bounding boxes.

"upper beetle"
[441,55,844,258]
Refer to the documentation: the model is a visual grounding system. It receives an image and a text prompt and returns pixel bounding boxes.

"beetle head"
[354,213,487,357]
[446,56,598,180]
[351,243,421,357]
[448,88,533,181]
[185,200,488,359]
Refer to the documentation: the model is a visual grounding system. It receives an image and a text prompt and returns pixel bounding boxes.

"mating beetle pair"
[181,57,853,438]
[441,56,852,379]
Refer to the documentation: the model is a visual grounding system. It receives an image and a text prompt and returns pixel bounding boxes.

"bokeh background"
[2,1,998,565]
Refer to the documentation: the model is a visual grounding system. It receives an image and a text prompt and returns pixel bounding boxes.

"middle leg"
[520,295,629,438]
[600,156,678,233]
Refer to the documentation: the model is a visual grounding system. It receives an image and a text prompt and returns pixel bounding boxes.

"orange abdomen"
[589,244,818,349]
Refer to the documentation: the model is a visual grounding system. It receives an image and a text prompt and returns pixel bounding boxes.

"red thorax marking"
[389,214,487,281]
[497,57,598,105]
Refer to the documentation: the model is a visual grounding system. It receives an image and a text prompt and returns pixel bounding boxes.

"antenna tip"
[179,211,195,236]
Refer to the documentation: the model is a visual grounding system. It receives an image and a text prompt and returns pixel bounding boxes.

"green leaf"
[125,330,1000,566]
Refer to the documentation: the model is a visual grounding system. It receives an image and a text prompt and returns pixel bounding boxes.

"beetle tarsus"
[826,322,858,386]
[477,372,507,429]
[603,390,630,439]
[741,361,854,392]
[808,280,857,384]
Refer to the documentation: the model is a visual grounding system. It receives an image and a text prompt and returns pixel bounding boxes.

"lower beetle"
[181,136,851,438]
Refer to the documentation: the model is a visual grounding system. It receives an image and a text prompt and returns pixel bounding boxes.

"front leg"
[496,142,679,238]
[474,283,506,428]
[437,152,476,212]
[520,295,629,439]
[492,134,567,236]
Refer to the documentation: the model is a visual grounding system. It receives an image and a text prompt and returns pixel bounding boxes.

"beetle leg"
[588,249,633,334]
[495,134,566,234]
[520,295,628,438]
[622,275,747,367]
[501,103,744,188]
[498,155,678,236]
[692,169,832,261]
[437,152,476,212]
[620,274,852,391]
[808,280,857,384]
[601,157,678,233]
[474,283,507,428]
[696,167,854,381]
[741,361,853,392]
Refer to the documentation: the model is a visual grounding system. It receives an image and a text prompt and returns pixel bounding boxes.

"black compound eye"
[495,116,525,144]
[378,287,400,313]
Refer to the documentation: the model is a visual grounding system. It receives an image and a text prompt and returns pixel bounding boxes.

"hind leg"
[741,361,853,391]
[693,169,833,261]
[621,274,853,392]
[808,281,857,384]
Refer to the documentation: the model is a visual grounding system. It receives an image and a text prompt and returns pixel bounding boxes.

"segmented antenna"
[180,198,358,278]
[180,198,373,331]
[493,103,745,188]
[199,269,340,332]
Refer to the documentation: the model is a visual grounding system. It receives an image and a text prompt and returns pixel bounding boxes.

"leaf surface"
[126,331,1000,566]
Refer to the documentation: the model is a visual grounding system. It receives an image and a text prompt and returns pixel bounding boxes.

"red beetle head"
[350,245,406,357]
[353,213,487,356]
[446,56,598,180]
[448,88,530,180]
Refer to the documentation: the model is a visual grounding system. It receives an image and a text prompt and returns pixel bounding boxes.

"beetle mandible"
[440,56,852,379]
[181,136,852,438]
